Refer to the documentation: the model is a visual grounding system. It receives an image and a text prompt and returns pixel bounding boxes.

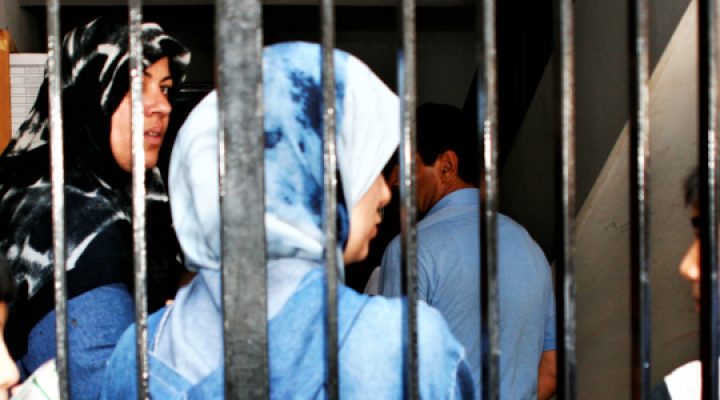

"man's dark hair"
[416,102,479,185]
[0,255,14,303]
[685,167,699,208]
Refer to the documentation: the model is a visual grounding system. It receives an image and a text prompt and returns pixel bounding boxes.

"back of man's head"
[416,102,478,185]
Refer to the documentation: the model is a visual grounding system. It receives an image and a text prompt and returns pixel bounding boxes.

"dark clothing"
[651,382,672,400]
[0,16,190,399]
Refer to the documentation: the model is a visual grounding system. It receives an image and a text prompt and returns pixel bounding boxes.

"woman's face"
[110,57,173,172]
[679,206,701,310]
[344,175,392,264]
[0,302,19,400]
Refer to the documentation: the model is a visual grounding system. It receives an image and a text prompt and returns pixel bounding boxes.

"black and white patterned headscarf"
[0,16,190,353]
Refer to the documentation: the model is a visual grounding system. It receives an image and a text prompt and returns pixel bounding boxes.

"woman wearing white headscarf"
[102,42,474,399]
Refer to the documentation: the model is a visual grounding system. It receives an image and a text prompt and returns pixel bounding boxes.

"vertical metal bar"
[629,0,651,398]
[398,0,418,397]
[699,0,720,397]
[126,2,149,399]
[46,1,68,399]
[554,0,577,397]
[477,0,499,398]
[320,0,339,398]
[216,1,268,398]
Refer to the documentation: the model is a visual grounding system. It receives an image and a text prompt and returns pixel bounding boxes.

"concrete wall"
[339,29,477,108]
[574,3,699,392]
[501,0,691,258]
[501,0,699,397]
[56,5,477,109]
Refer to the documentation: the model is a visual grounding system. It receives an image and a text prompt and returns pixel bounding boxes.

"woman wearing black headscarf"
[0,16,190,399]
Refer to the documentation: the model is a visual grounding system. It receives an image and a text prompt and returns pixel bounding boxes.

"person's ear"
[436,150,459,183]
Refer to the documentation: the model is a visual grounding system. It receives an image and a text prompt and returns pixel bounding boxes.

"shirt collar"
[426,188,480,217]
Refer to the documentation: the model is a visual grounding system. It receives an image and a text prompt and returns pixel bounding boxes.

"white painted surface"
[9,53,46,134]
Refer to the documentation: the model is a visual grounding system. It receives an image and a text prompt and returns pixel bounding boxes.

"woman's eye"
[161,86,172,96]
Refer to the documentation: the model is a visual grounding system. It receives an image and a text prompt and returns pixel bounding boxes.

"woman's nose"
[679,238,701,283]
[145,89,172,116]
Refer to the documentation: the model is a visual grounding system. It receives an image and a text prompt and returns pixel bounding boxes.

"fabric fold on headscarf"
[0,16,190,357]
[157,41,399,383]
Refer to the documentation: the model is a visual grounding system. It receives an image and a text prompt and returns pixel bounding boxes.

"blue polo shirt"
[379,188,556,399]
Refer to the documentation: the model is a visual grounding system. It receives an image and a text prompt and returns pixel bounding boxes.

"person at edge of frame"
[0,16,190,400]
[651,168,720,399]
[100,42,477,399]
[369,102,557,400]
[0,255,19,400]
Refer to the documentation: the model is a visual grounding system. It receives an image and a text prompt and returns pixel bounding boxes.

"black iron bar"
[477,0,500,398]
[698,0,719,398]
[216,1,269,398]
[628,0,651,398]
[46,1,68,399]
[398,0,419,397]
[126,2,150,399]
[320,0,339,398]
[554,0,577,398]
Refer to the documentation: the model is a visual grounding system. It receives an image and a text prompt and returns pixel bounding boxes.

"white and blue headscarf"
[170,41,399,271]
[160,41,399,382]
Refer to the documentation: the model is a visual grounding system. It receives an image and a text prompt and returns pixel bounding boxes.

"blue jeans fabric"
[18,283,134,400]
[101,269,475,399]
[100,309,224,399]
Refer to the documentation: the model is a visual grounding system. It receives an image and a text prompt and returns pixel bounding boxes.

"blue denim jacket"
[18,284,134,400]
[101,269,475,399]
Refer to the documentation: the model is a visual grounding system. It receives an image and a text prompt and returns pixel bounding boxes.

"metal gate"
[39,0,719,398]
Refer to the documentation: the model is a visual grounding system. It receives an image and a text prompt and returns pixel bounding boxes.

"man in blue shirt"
[376,103,557,399]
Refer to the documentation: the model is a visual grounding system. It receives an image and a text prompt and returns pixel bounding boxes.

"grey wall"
[0,0,42,52]
[269,6,479,108]
[573,5,699,392]
[339,28,476,108]
[501,0,692,258]
[53,5,477,111]
[575,0,691,208]
[500,0,699,398]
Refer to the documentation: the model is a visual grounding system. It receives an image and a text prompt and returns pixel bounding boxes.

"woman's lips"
[144,131,164,146]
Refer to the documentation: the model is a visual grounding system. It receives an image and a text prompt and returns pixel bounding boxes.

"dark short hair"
[416,103,478,185]
[685,167,699,208]
[0,255,14,303]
